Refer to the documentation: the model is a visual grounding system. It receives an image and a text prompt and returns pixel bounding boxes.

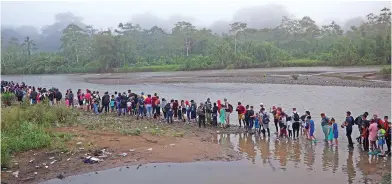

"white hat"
[260,103,264,105]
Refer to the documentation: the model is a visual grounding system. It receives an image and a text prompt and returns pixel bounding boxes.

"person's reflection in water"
[304,141,316,171]
[292,138,301,168]
[345,150,356,184]
[321,143,333,171]
[273,139,280,160]
[245,134,257,164]
[278,139,288,170]
[332,147,339,173]
[259,136,271,166]
[238,133,246,154]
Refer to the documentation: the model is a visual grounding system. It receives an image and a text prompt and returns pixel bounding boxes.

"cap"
[260,103,263,105]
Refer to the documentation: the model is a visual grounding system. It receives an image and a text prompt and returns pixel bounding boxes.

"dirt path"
[1,114,242,184]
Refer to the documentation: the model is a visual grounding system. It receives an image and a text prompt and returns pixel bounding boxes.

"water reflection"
[217,133,391,184]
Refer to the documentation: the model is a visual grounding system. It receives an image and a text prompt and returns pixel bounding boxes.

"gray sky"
[1,0,390,30]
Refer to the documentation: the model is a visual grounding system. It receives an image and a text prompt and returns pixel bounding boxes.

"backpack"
[191,103,196,111]
[293,112,300,121]
[120,96,127,106]
[354,116,361,125]
[164,103,171,111]
[103,95,110,104]
[138,98,144,107]
[228,104,233,113]
[263,112,270,123]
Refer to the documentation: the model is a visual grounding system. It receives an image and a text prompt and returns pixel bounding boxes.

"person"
[102,92,110,113]
[219,105,226,128]
[110,95,115,113]
[308,116,316,142]
[254,113,260,133]
[68,90,74,108]
[155,96,161,119]
[180,100,186,122]
[377,124,386,156]
[271,106,279,134]
[261,108,270,137]
[342,111,355,146]
[328,119,334,146]
[332,118,338,146]
[247,106,255,132]
[30,88,38,105]
[185,100,190,122]
[166,100,174,124]
[280,113,287,138]
[224,98,232,126]
[145,95,153,119]
[176,100,182,121]
[212,103,218,126]
[362,114,370,151]
[152,93,157,116]
[287,116,293,138]
[382,116,391,155]
[355,112,369,144]
[205,98,212,124]
[55,89,62,105]
[292,108,300,140]
[127,99,132,115]
[137,95,145,119]
[236,102,245,127]
[244,105,250,130]
[190,100,197,122]
[197,102,206,128]
[85,90,92,112]
[368,119,379,155]
[321,113,329,142]
[162,98,167,120]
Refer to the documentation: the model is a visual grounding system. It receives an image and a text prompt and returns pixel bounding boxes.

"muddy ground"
[83,69,391,88]
[1,113,243,184]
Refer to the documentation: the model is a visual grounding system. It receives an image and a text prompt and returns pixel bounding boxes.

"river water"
[2,67,391,184]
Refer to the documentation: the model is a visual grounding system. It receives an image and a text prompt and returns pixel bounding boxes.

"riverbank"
[1,105,242,184]
[83,66,391,88]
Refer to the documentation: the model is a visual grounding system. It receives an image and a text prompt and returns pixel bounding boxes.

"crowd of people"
[1,80,391,157]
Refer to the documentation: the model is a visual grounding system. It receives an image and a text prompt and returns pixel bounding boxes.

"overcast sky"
[1,0,391,30]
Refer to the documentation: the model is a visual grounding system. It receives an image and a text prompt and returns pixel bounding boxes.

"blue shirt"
[346,116,354,131]
[309,120,315,131]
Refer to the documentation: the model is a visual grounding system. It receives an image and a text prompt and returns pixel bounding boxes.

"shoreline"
[82,69,391,89]
[1,112,244,184]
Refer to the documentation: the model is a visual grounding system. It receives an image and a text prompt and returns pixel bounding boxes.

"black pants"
[103,104,109,113]
[274,119,279,133]
[199,115,206,128]
[363,137,369,151]
[288,130,292,138]
[261,127,270,137]
[346,130,353,145]
[212,114,217,126]
[293,122,300,139]
[156,107,161,117]
[386,135,391,153]
[356,127,362,144]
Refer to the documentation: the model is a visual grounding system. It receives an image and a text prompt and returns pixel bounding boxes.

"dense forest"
[1,8,391,74]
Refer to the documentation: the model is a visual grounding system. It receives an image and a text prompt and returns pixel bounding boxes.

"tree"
[229,22,247,55]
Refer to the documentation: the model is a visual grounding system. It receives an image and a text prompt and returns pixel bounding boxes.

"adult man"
[343,111,355,146]
[197,102,206,128]
[261,108,270,137]
[224,98,232,126]
[247,106,255,132]
[205,98,212,124]
[102,92,110,113]
[382,116,391,155]
[320,113,329,142]
[291,108,300,140]
[355,112,369,144]
[236,102,245,127]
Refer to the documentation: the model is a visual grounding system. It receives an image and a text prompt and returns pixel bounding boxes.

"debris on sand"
[169,144,175,146]
[83,156,102,164]
[56,174,65,180]
[147,148,152,151]
[118,153,128,157]
[129,149,135,152]
[136,164,142,170]
[76,142,83,145]
[29,159,34,163]
[12,170,19,178]
[50,160,57,165]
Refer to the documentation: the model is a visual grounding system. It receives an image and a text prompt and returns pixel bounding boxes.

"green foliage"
[1,104,76,167]
[380,65,392,76]
[1,8,391,74]
[120,128,141,136]
[1,92,15,106]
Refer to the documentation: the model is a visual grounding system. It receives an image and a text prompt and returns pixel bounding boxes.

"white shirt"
[127,101,132,107]
[287,121,293,130]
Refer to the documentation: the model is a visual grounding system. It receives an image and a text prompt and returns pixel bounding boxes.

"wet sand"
[82,67,391,88]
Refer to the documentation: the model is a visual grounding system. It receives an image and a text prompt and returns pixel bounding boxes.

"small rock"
[49,157,55,160]
[118,153,127,157]
[12,170,19,177]
[129,149,135,152]
[29,159,34,163]
[50,160,57,165]
[76,142,83,145]
[216,131,220,133]
[34,172,38,175]
[14,163,19,166]
[169,144,175,146]
[147,148,152,151]
[66,158,71,161]
[35,166,40,169]
[144,127,148,129]
[56,174,65,180]
[79,148,85,150]
[45,166,49,169]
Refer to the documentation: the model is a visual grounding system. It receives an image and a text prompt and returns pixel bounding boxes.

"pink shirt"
[368,123,378,141]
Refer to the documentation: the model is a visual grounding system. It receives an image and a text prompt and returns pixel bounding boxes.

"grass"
[117,64,181,72]
[1,102,77,167]
[291,74,299,80]
[380,172,391,184]
[380,65,391,77]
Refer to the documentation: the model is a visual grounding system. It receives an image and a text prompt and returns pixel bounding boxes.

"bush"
[1,104,76,167]
[291,74,299,80]
[380,65,391,76]
[1,92,15,106]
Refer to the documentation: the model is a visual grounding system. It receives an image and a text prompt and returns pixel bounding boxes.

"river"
[2,66,391,184]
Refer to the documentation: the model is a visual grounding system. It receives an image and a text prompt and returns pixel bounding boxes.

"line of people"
[1,80,391,156]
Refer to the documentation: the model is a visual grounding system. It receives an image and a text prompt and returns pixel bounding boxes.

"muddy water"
[42,134,390,184]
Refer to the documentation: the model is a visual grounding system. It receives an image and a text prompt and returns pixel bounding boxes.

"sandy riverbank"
[83,68,391,88]
[1,113,243,184]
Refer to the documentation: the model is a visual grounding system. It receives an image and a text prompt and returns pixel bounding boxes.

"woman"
[321,113,330,142]
[220,104,226,128]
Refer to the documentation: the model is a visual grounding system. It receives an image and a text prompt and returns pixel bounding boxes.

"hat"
[260,103,263,105]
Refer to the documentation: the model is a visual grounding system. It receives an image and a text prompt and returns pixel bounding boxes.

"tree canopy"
[1,8,391,74]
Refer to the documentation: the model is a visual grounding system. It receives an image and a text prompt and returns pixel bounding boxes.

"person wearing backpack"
[118,93,127,116]
[190,100,197,122]
[224,98,232,126]
[342,111,355,146]
[291,108,300,140]
[165,100,174,124]
[205,98,212,124]
[102,92,110,113]
[261,108,270,137]
[355,112,369,144]
[137,96,145,120]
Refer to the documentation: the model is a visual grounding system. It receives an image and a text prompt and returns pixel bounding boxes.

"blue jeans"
[167,111,173,123]
[118,107,126,116]
[146,104,152,118]
[138,106,144,118]
[93,104,99,114]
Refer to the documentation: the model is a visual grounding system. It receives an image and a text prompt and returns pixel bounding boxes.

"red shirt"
[152,96,157,106]
[383,120,390,136]
[236,105,245,114]
[85,93,91,100]
[145,97,152,104]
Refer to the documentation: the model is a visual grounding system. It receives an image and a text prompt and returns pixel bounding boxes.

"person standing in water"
[321,113,330,142]
[236,102,245,127]
[342,111,355,146]
[197,102,206,128]
[205,98,212,124]
[308,116,316,142]
[219,105,226,128]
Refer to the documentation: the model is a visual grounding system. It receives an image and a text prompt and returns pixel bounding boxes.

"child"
[332,118,338,146]
[110,95,115,113]
[328,119,334,146]
[377,124,386,156]
[280,114,287,138]
[254,113,260,133]
[368,119,378,155]
[127,100,132,115]
[287,116,293,138]
[308,116,316,142]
